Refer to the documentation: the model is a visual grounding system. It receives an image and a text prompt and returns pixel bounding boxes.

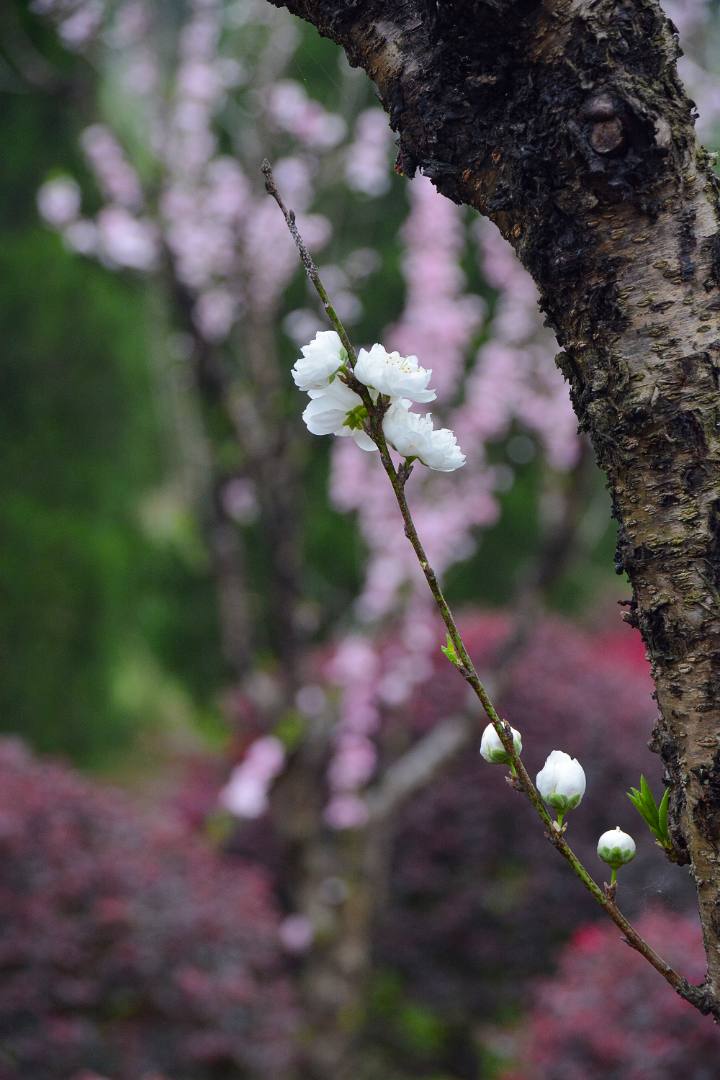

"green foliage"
[344,404,369,430]
[440,633,461,667]
[0,227,157,762]
[0,20,224,762]
[369,971,447,1058]
[627,774,672,852]
[273,710,306,751]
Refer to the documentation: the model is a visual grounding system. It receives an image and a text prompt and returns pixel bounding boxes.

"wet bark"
[265,0,720,1001]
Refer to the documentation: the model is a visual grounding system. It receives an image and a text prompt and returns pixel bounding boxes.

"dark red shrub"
[0,739,296,1080]
[374,615,696,1018]
[503,910,720,1080]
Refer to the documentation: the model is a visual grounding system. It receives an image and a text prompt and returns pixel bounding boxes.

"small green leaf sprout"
[440,632,461,667]
[627,775,672,854]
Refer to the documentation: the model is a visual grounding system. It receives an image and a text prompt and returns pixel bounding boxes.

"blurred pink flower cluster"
[330,177,578,638]
[37,0,336,337]
[323,177,579,819]
[31,0,104,49]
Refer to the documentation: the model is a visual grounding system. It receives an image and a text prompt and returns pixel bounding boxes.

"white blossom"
[355,343,436,403]
[423,425,466,472]
[536,750,586,812]
[302,380,377,451]
[292,329,345,391]
[597,827,636,868]
[383,400,465,471]
[480,722,522,764]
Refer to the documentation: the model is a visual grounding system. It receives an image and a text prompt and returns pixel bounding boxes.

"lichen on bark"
[265,0,720,1003]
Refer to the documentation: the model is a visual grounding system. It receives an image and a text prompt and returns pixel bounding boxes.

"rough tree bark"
[265,0,720,1003]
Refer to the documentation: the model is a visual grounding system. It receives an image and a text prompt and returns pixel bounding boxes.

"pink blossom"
[245,736,286,780]
[80,125,144,209]
[221,478,258,525]
[327,735,377,791]
[218,736,285,819]
[279,914,314,954]
[323,793,369,830]
[295,684,327,716]
[194,288,237,341]
[96,207,158,270]
[63,219,98,255]
[218,772,268,819]
[34,0,104,49]
[268,80,346,148]
[329,636,379,684]
[37,177,81,227]
[345,108,394,196]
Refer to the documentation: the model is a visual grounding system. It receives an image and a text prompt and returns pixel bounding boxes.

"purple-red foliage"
[0,739,296,1080]
[504,911,720,1079]
[375,614,696,1017]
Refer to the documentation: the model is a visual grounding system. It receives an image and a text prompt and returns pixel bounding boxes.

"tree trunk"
[265,0,720,999]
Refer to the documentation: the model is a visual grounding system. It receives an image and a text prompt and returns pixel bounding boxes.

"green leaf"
[627,776,674,850]
[440,633,460,667]
[343,404,368,431]
[627,786,642,807]
[627,786,654,828]
[273,710,306,752]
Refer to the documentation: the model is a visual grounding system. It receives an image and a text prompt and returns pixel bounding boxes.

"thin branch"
[365,444,600,822]
[262,161,717,1018]
[262,159,357,364]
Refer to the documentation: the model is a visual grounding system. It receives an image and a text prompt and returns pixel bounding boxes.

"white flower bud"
[597,827,636,869]
[292,330,345,391]
[480,722,522,764]
[536,750,586,812]
[355,343,437,403]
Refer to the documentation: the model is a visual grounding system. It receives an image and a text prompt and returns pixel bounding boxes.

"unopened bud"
[536,750,586,812]
[480,722,522,765]
[597,827,636,869]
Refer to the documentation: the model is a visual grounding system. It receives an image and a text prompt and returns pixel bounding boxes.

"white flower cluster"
[293,331,465,471]
[479,725,638,883]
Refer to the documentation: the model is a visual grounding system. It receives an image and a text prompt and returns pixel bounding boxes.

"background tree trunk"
[265,0,720,1000]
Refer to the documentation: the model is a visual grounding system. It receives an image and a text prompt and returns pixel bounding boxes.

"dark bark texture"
[266,0,720,1001]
